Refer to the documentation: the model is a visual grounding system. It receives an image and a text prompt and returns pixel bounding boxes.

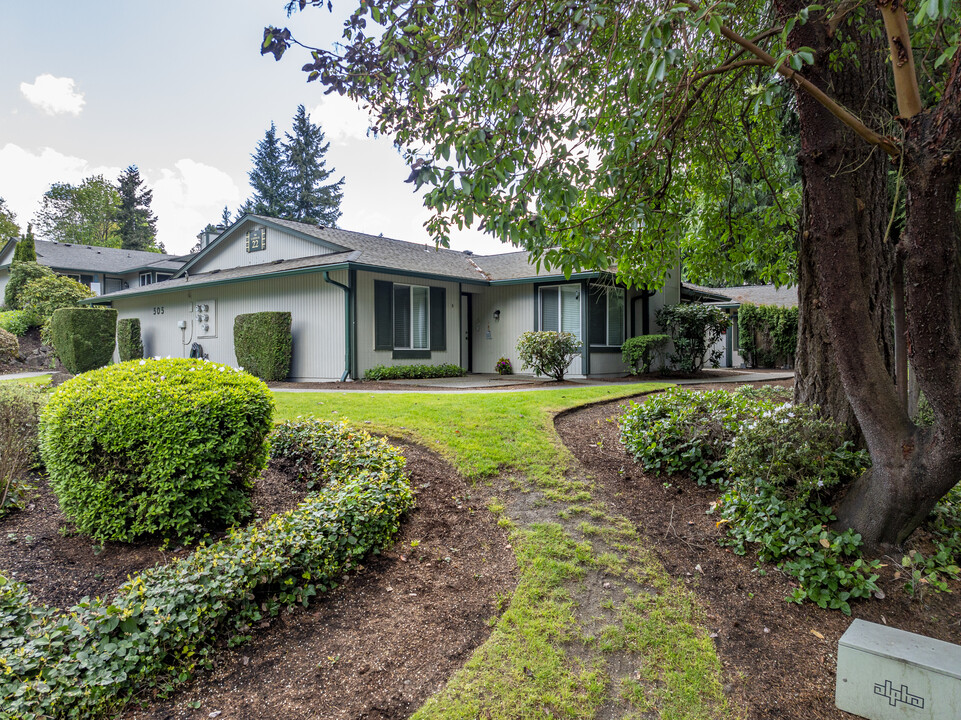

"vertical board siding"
[109,270,347,380]
[470,284,537,375]
[189,224,338,274]
[356,271,461,374]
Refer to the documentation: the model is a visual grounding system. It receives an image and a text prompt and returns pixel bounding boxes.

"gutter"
[323,270,352,382]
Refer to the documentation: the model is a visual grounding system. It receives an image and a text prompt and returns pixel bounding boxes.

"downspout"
[323,270,352,382]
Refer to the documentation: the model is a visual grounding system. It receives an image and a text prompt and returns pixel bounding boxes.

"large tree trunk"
[790,12,895,442]
[781,3,961,549]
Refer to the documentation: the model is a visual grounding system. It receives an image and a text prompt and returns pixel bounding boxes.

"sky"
[0,1,506,256]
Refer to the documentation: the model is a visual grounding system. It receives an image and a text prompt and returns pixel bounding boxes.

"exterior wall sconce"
[493,309,501,321]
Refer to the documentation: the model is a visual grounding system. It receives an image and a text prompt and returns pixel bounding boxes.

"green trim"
[350,263,489,286]
[392,349,431,360]
[581,280,589,376]
[83,262,352,304]
[491,271,600,287]
[323,270,352,382]
[349,268,358,381]
[178,214,350,276]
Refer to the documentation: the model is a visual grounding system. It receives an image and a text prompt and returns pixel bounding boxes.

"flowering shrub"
[495,357,513,375]
[40,358,274,542]
[620,387,780,485]
[516,331,581,381]
[0,310,32,337]
[0,420,412,719]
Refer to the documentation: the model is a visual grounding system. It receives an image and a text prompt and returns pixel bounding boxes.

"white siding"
[188,222,341,274]
[109,270,348,381]
[355,271,461,374]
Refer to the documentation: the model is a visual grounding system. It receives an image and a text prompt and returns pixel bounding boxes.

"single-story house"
[0,240,187,297]
[683,283,799,368]
[81,214,680,381]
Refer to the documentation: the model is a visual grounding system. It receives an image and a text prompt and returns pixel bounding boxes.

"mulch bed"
[555,380,961,720]
[0,444,517,720]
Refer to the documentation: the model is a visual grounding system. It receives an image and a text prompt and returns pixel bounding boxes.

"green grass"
[0,374,51,386]
[274,385,661,486]
[275,384,736,719]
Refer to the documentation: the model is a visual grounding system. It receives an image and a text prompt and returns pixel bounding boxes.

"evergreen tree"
[220,206,232,228]
[243,122,291,217]
[12,225,37,264]
[116,166,160,252]
[283,105,344,226]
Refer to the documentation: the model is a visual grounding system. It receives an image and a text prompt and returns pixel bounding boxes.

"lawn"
[274,384,736,720]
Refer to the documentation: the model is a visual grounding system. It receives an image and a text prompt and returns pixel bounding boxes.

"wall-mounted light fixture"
[493,309,501,321]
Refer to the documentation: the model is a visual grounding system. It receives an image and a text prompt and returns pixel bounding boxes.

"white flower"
[218,366,226,372]
[139,360,147,366]
[154,355,161,361]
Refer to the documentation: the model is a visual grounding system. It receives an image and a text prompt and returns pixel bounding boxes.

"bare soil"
[0,444,517,720]
[555,381,961,720]
[0,327,62,375]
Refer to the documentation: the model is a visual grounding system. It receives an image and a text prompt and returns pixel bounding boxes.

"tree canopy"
[116,166,161,252]
[33,176,121,247]
[264,1,961,548]
[0,198,19,245]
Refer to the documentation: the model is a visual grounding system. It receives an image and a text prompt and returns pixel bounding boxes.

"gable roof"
[1,239,187,275]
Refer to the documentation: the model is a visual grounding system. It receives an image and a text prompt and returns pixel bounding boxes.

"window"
[139,272,153,287]
[589,286,626,346]
[155,273,173,283]
[539,284,581,339]
[374,280,446,357]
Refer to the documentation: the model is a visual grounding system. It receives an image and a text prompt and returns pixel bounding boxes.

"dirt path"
[555,383,961,720]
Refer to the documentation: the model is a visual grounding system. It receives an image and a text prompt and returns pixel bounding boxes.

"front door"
[460,293,472,372]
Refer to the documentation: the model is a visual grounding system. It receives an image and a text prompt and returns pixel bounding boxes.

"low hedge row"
[0,420,413,720]
[363,363,465,380]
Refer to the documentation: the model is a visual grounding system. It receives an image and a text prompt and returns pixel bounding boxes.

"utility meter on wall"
[194,300,216,338]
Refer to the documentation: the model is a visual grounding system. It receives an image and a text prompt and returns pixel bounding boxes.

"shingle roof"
[26,240,187,274]
[682,282,798,307]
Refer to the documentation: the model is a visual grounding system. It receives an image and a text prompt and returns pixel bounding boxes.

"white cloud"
[0,143,119,227]
[20,74,85,116]
[150,159,242,254]
[308,93,376,144]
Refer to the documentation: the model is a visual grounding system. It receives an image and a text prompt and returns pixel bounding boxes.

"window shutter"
[430,286,446,350]
[588,287,606,345]
[374,280,393,350]
[541,288,560,332]
[394,285,411,348]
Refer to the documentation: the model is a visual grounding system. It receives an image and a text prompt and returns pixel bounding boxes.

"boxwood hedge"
[48,307,117,375]
[233,311,293,382]
[39,358,274,543]
[116,318,144,361]
[363,363,465,380]
[0,420,412,720]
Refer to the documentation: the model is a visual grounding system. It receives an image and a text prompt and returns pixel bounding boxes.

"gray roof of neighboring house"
[11,239,188,275]
[682,282,798,307]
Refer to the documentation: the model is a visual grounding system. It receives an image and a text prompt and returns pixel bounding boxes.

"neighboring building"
[84,214,681,381]
[683,283,799,368]
[0,239,186,298]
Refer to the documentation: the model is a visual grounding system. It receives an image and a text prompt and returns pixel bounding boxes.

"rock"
[48,372,73,388]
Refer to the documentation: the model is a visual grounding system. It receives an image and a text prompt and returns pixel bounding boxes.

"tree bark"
[787,7,894,443]
[780,4,961,548]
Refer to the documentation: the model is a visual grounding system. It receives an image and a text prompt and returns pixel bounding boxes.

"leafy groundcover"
[0,421,413,720]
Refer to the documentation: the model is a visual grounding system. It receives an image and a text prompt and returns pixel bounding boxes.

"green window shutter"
[588,286,606,345]
[430,286,446,350]
[374,280,393,350]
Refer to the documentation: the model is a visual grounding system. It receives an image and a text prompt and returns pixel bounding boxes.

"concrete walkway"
[271,369,794,393]
[0,370,53,381]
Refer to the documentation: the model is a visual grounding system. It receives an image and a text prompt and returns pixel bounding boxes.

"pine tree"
[220,206,232,228]
[283,105,344,226]
[244,123,291,217]
[12,225,37,264]
[116,166,159,252]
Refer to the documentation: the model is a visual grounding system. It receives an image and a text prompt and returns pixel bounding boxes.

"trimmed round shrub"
[0,327,19,363]
[233,311,292,381]
[49,306,117,374]
[4,261,54,311]
[117,317,144,361]
[39,358,275,542]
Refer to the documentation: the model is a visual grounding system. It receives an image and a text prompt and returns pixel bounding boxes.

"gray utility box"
[836,619,961,719]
